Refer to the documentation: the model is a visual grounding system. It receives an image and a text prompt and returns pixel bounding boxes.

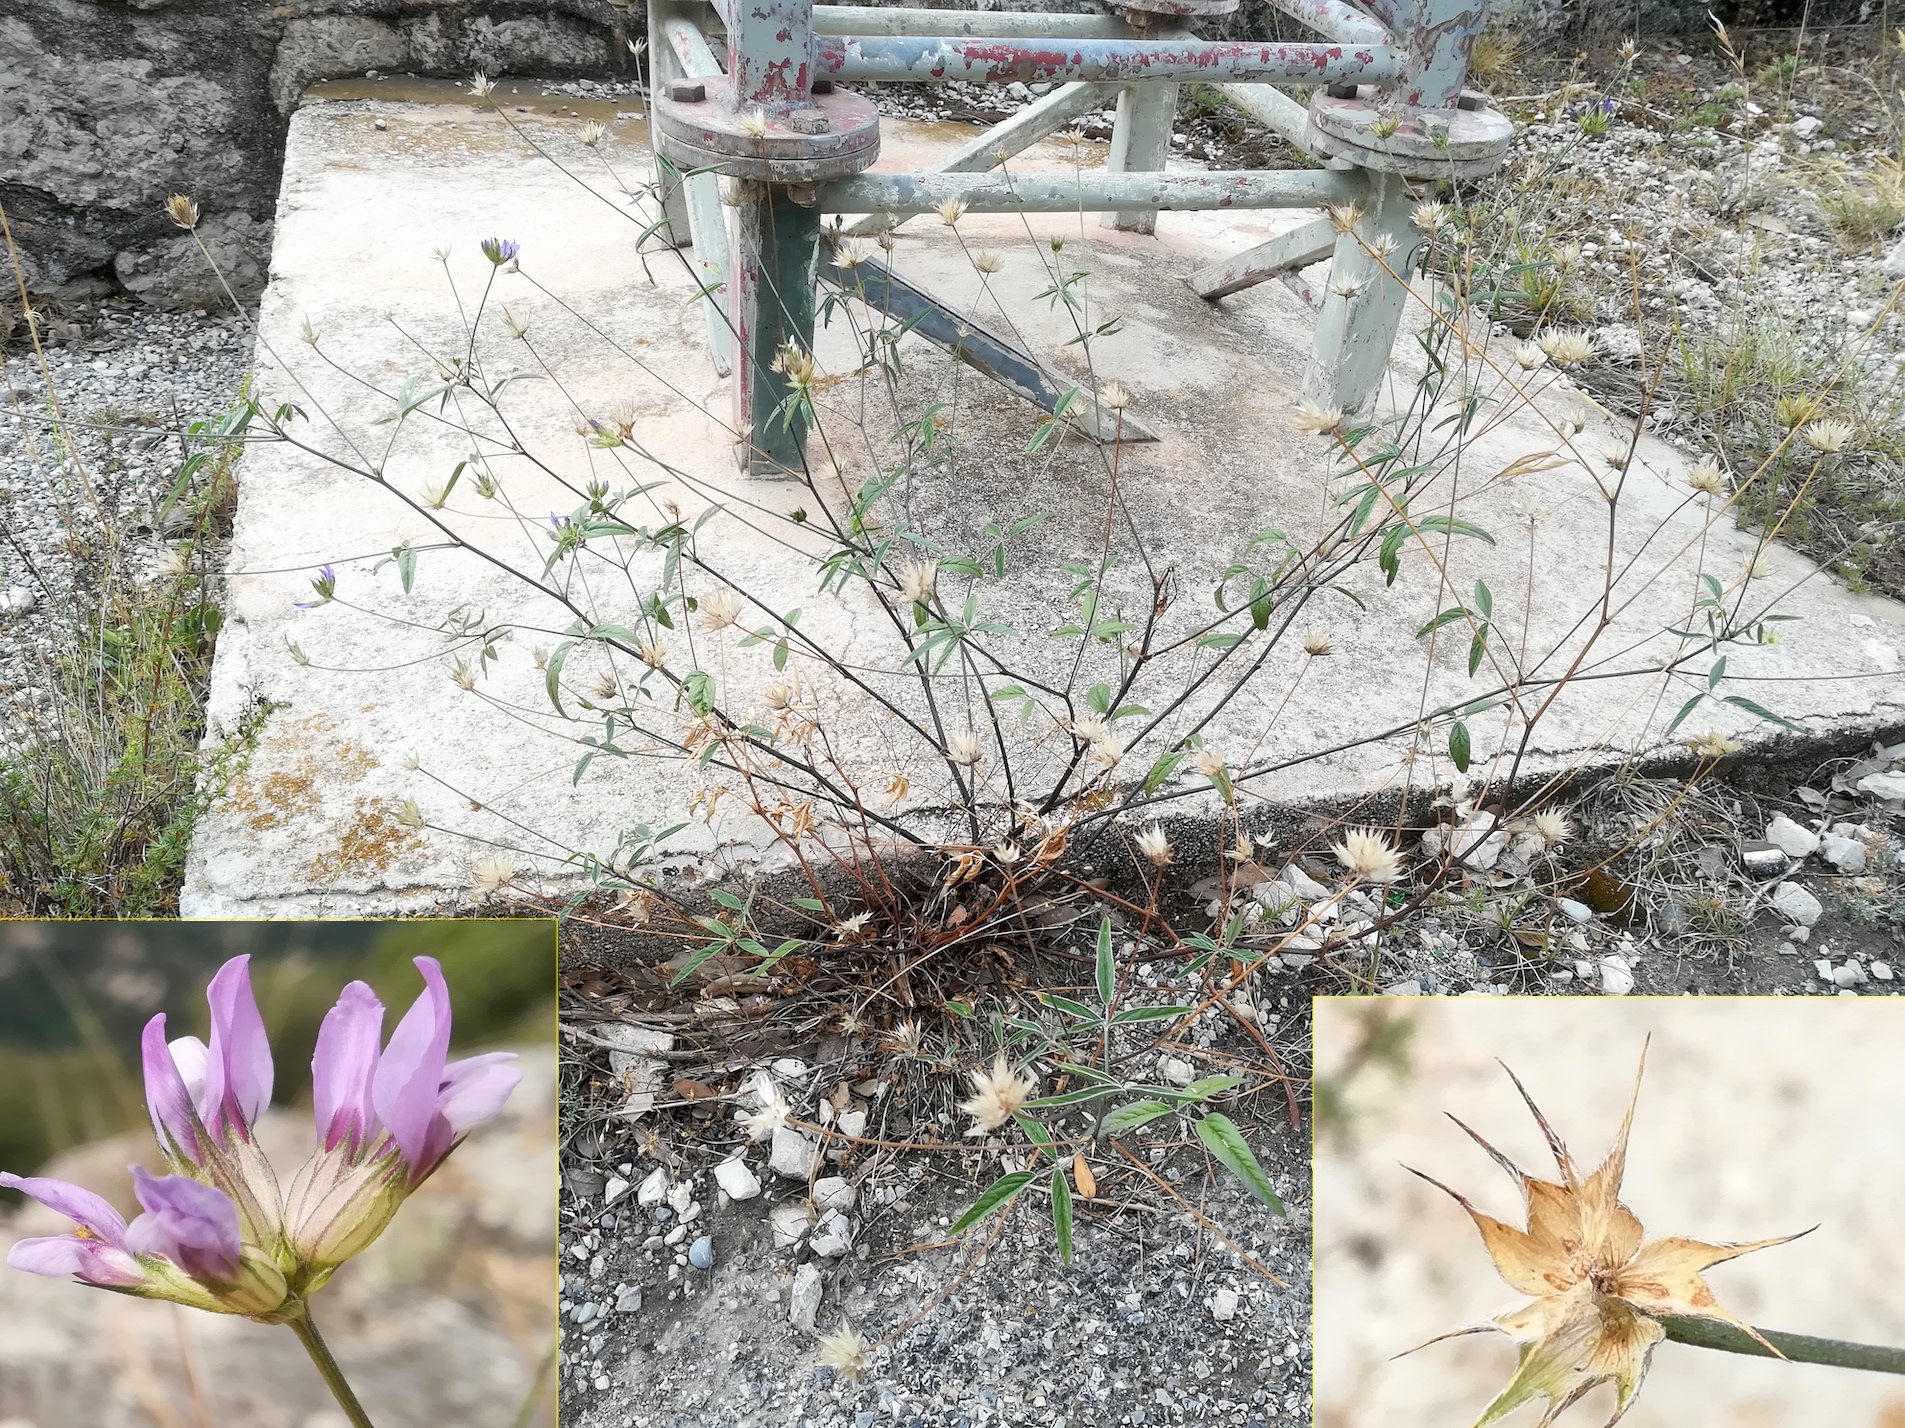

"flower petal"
[371,957,453,1169]
[0,1171,131,1247]
[201,956,273,1136]
[6,1234,147,1288]
[125,1167,243,1283]
[413,1052,520,1172]
[1407,1166,1577,1298]
[1614,1231,1811,1355]
[313,982,385,1153]
[141,1017,203,1163]
[1578,1042,1649,1267]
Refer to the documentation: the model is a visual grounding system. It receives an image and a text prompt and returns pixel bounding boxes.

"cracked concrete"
[183,88,1905,916]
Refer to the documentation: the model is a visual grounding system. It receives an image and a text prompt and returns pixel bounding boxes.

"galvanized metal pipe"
[812,5,1137,38]
[817,166,1369,214]
[816,34,1399,86]
[662,12,724,77]
[1214,81,1315,151]
[1263,0,1388,45]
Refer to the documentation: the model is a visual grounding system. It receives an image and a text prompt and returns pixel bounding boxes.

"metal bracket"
[653,76,882,184]
[1304,84,1511,177]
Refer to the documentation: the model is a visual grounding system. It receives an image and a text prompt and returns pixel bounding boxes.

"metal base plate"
[1305,87,1512,178]
[655,77,880,183]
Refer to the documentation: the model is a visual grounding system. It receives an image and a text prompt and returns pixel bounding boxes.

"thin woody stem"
[288,1310,378,1428]
[1660,1316,1905,1376]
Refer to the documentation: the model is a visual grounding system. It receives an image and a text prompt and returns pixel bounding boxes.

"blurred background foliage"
[0,918,555,1192]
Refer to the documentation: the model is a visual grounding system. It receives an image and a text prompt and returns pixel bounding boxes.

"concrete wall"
[0,0,626,308]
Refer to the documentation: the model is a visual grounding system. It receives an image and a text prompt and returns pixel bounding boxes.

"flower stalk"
[289,1309,379,1427]
[1659,1316,1905,1377]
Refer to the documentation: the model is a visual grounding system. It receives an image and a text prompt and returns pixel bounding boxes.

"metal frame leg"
[1100,80,1178,234]
[731,182,822,476]
[1307,170,1414,415]
[645,0,694,248]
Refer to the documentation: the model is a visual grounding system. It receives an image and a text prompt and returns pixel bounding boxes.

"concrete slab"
[183,89,1905,916]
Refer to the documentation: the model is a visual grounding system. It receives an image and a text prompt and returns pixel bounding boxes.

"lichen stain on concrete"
[220,714,379,831]
[308,796,425,884]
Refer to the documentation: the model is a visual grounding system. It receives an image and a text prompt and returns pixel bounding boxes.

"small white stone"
[1857,769,1905,800]
[1598,955,1635,997]
[1770,882,1824,928]
[769,1126,819,1180]
[1279,863,1330,900]
[1814,958,1834,981]
[771,1057,810,1081]
[1818,833,1867,874]
[1159,1056,1196,1087]
[0,586,36,616]
[812,1176,857,1214]
[836,1108,867,1139]
[1212,1288,1239,1322]
[1872,962,1893,980]
[769,1199,813,1248]
[1382,979,1422,996]
[603,1175,631,1207]
[666,1180,694,1213]
[788,1262,824,1330]
[635,1165,670,1207]
[1555,898,1592,924]
[712,1157,761,1202]
[1764,815,1819,859]
[1832,961,1867,988]
[809,1209,854,1258]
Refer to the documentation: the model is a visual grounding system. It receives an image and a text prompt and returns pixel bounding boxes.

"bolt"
[665,78,706,102]
[784,107,831,134]
[811,79,835,94]
[1326,81,1359,101]
[1454,90,1485,112]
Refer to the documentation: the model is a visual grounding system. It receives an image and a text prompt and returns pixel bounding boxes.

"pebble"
[636,1165,670,1206]
[1159,1056,1196,1086]
[1598,955,1635,996]
[1770,881,1824,928]
[615,1284,642,1313]
[603,1174,631,1206]
[688,1235,715,1269]
[1212,1288,1239,1321]
[1764,815,1820,858]
[788,1262,824,1330]
[1555,898,1593,923]
[770,1199,814,1248]
[810,1209,855,1258]
[770,1126,820,1179]
[1818,832,1867,874]
[1874,962,1894,980]
[812,1176,858,1214]
[713,1157,762,1201]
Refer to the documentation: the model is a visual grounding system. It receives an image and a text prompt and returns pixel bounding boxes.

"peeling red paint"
[813,34,1397,85]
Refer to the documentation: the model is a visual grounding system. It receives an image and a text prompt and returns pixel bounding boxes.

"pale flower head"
[973,250,1004,274]
[1088,734,1124,768]
[935,197,967,226]
[1532,810,1573,846]
[699,588,744,631]
[579,119,607,148]
[1686,462,1728,497]
[1688,730,1743,758]
[470,855,515,894]
[1512,341,1548,371]
[898,558,938,605]
[1136,824,1174,868]
[1537,329,1595,365]
[167,195,200,230]
[1099,381,1132,411]
[738,1071,791,1142]
[1071,712,1109,744]
[1802,418,1854,454]
[1331,827,1401,883]
[1294,399,1344,437]
[949,732,986,767]
[958,1053,1035,1134]
[1410,200,1450,233]
[817,1323,871,1383]
[739,107,769,138]
[1193,748,1225,780]
[832,237,876,269]
[1304,631,1333,656]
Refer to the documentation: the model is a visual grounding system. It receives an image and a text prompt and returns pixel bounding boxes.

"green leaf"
[1415,607,1467,640]
[1180,1074,1243,1100]
[1417,514,1496,545]
[1664,691,1705,736]
[1142,752,1183,794]
[1473,579,1492,618]
[1194,1113,1285,1213]
[1721,694,1804,731]
[1098,1100,1175,1138]
[950,1171,1036,1234]
[1449,720,1471,772]
[545,641,574,716]
[1110,1004,1187,1024]
[1708,656,1727,689]
[1095,917,1114,1006]
[395,541,417,594]
[1051,1163,1074,1265]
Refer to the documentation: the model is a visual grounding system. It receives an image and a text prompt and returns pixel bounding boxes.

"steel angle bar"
[820,254,1156,443]
[839,80,1119,237]
[1263,0,1388,44]
[816,35,1399,87]
[1186,213,1337,299]
[819,166,1366,214]
[813,6,1136,38]
[661,12,724,76]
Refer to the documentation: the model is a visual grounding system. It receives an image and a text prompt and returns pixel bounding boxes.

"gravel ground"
[0,299,251,742]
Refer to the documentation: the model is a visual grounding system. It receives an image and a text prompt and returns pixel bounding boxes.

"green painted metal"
[731,183,823,475]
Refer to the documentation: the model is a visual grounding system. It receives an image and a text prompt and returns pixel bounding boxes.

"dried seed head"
[1099,382,1132,411]
[1533,810,1572,846]
[740,107,769,138]
[1294,399,1344,437]
[699,588,744,631]
[935,197,968,226]
[638,638,667,669]
[166,194,200,230]
[898,557,938,606]
[1136,823,1174,868]
[1325,201,1365,234]
[1303,631,1332,656]
[579,119,607,147]
[394,797,427,831]
[1686,462,1728,497]
[500,307,530,341]
[1512,341,1548,371]
[816,1325,870,1383]
[1411,200,1450,233]
[1772,393,1822,429]
[1331,827,1401,883]
[949,732,986,767]
[973,250,1004,274]
[1687,729,1743,758]
[1193,747,1225,780]
[960,1054,1035,1133]
[451,658,478,692]
[470,855,515,893]
[469,71,495,98]
[1537,328,1595,365]
[832,237,876,269]
[1088,734,1124,769]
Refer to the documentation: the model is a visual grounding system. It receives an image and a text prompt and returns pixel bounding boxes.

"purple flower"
[142,954,273,1160]
[296,564,336,609]
[1,1173,145,1288]
[480,237,519,266]
[285,957,520,1269]
[126,1167,242,1282]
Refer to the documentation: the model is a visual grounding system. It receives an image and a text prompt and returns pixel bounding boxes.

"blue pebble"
[688,1235,714,1269]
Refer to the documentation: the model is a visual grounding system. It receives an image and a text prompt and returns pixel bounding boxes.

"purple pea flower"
[126,1166,242,1282]
[296,564,337,609]
[1,1173,146,1288]
[480,237,519,266]
[285,957,520,1270]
